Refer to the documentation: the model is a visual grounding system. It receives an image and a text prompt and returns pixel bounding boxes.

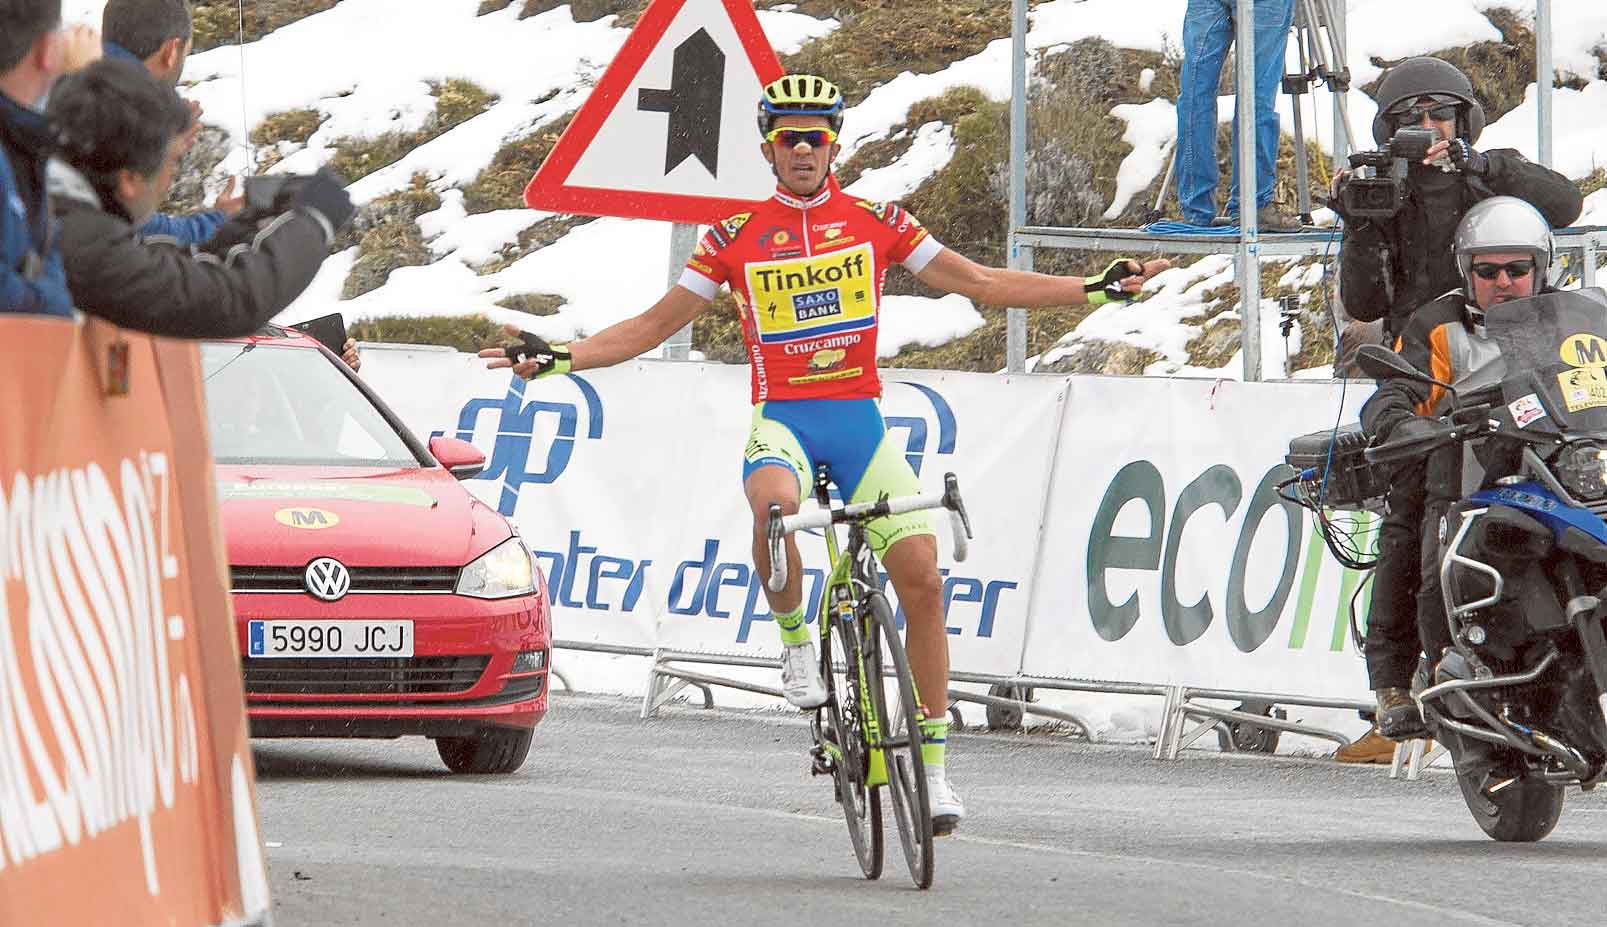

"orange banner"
[0,318,267,925]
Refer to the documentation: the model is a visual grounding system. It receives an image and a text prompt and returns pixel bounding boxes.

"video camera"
[241,174,316,217]
[1337,126,1437,220]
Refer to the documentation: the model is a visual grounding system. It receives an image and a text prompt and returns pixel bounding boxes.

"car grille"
[243,656,489,695]
[231,566,460,594]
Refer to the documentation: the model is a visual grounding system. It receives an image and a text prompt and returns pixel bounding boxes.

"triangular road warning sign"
[524,0,785,224]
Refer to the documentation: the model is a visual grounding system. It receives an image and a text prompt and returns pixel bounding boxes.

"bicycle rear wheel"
[862,591,933,889]
[825,611,882,879]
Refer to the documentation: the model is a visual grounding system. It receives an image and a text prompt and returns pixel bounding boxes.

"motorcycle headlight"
[457,538,536,599]
[1555,442,1607,502]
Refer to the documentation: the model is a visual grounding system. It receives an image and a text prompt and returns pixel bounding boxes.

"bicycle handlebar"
[765,472,974,593]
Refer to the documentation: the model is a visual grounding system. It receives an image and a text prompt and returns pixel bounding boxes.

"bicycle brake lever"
[943,473,972,563]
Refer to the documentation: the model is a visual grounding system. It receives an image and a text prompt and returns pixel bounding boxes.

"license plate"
[247,620,414,658]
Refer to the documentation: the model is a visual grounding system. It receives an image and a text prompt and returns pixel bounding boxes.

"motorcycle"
[1295,288,1607,842]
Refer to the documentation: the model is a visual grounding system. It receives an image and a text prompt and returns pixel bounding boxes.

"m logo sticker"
[275,508,339,530]
[1561,333,1607,368]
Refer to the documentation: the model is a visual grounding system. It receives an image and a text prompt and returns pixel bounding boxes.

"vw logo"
[304,557,351,602]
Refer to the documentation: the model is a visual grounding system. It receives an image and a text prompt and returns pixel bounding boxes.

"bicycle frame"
[809,470,894,787]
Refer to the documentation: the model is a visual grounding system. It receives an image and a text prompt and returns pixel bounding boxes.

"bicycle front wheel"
[825,610,882,879]
[862,591,933,889]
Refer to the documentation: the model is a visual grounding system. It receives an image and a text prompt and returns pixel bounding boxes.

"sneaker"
[1334,725,1396,764]
[1375,687,1429,740]
[779,641,827,709]
[925,764,965,836]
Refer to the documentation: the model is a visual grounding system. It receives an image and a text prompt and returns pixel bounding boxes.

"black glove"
[505,331,572,379]
[1082,259,1142,306]
[290,168,356,234]
[1389,416,1439,442]
[1447,138,1489,176]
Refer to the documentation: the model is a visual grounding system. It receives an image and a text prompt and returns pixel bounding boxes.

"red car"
[202,328,549,774]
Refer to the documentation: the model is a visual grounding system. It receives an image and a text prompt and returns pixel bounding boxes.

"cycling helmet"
[1453,196,1552,293]
[757,74,845,136]
[1371,57,1485,145]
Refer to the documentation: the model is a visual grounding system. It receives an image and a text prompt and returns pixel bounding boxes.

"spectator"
[1173,0,1301,232]
[101,0,242,244]
[1,0,71,314]
[47,58,353,336]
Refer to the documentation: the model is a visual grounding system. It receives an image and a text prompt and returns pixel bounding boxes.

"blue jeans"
[1174,0,1293,225]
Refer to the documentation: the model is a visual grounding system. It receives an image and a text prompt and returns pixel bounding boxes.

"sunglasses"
[1469,260,1536,280]
[765,127,838,148]
[1391,101,1459,125]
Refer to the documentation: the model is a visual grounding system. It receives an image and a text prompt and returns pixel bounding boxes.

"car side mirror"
[429,436,486,480]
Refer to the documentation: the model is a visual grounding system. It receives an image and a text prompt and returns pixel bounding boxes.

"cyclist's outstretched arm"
[481,285,709,379]
[567,285,708,369]
[913,248,1170,307]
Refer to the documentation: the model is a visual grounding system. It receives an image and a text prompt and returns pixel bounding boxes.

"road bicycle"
[766,467,972,889]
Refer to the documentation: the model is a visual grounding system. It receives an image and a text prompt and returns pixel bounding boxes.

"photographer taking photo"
[1335,57,1581,336]
[46,57,354,336]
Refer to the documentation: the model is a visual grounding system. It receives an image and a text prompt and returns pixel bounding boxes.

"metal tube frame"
[556,641,1376,767]
[1537,0,1553,168]
[1235,0,1261,381]
[1006,0,1029,373]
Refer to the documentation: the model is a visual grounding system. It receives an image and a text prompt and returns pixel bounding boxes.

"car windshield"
[201,342,420,467]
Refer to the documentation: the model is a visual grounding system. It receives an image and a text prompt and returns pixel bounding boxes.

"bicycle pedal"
[809,744,835,776]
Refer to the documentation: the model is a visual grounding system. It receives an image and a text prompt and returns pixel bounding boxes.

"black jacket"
[48,160,332,337]
[1338,151,1581,332]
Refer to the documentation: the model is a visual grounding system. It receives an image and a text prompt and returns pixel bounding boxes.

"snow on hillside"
[59,0,1607,370]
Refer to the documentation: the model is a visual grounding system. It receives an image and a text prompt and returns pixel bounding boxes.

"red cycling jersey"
[677,176,944,403]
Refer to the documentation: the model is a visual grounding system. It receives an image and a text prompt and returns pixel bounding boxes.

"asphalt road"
[255,694,1607,926]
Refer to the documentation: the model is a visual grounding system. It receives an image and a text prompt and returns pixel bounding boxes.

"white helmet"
[1454,195,1552,293]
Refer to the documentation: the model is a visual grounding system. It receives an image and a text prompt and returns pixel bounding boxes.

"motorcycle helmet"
[1453,195,1552,294]
[1371,57,1485,145]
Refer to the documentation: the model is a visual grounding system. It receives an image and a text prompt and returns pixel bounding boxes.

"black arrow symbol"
[636,28,725,178]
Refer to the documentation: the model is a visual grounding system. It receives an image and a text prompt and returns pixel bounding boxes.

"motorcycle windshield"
[1483,288,1607,437]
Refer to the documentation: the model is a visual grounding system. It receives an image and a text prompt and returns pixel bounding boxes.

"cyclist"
[483,73,1169,835]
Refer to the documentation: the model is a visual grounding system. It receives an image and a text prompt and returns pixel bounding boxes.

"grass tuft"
[191,0,338,52]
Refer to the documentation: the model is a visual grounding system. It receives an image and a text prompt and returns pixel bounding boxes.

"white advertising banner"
[361,350,1061,674]
[1022,376,1376,699]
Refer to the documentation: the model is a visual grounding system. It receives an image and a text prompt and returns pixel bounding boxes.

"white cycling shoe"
[780,641,828,709]
[925,764,965,836]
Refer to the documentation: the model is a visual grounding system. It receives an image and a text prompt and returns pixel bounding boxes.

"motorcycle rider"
[1335,59,1581,756]
[1359,196,1556,727]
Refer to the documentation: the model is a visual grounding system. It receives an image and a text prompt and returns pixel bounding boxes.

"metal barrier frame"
[554,640,1377,763]
[1013,225,1607,287]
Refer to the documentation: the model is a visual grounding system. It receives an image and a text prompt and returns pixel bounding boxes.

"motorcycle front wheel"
[1455,759,1565,842]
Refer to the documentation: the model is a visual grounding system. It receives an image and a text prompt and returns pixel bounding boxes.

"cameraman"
[1336,57,1580,334]
[1332,59,1580,758]
[46,57,353,336]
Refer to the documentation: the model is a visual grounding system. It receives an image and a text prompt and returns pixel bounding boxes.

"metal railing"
[553,639,1381,765]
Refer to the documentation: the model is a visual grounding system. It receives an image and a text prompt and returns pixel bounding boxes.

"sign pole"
[663,222,700,359]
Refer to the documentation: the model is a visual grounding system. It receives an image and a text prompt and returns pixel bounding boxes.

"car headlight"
[1555,442,1607,502]
[457,538,536,599]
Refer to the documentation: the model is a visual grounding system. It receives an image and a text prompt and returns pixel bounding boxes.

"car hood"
[217,465,513,567]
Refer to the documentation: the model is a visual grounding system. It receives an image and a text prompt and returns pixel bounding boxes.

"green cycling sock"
[774,605,810,647]
[920,715,948,769]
